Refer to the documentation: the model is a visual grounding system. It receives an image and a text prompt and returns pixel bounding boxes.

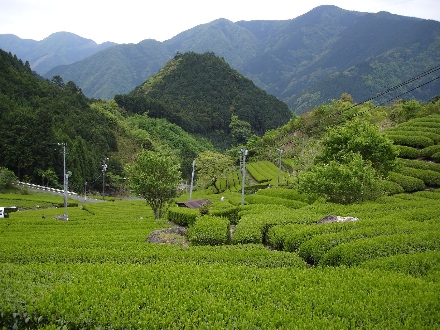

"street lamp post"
[190,160,195,200]
[277,148,283,184]
[102,157,109,200]
[240,149,248,205]
[84,182,87,201]
[57,142,69,220]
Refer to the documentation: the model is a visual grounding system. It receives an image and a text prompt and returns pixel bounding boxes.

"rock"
[146,226,188,245]
[317,215,359,224]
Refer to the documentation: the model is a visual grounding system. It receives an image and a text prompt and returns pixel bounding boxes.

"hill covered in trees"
[115,52,292,149]
[3,6,435,112]
[0,49,213,192]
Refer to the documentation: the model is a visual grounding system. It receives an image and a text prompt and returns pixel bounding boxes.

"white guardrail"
[16,182,78,196]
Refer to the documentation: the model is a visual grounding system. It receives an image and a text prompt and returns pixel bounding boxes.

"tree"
[229,115,252,145]
[195,151,234,193]
[0,167,18,192]
[125,150,181,219]
[299,153,381,204]
[317,119,397,175]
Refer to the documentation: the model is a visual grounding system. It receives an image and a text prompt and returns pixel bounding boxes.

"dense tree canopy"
[125,150,181,219]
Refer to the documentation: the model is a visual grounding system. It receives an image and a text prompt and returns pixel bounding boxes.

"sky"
[1,0,439,44]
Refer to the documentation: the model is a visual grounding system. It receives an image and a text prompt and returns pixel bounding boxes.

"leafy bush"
[187,215,230,246]
[420,144,440,158]
[395,145,420,159]
[380,180,404,195]
[298,222,435,265]
[0,167,18,192]
[396,166,440,186]
[398,158,440,173]
[167,207,198,226]
[387,172,425,192]
[299,153,383,204]
[386,135,434,148]
[256,188,314,204]
[359,251,440,281]
[320,231,440,267]
[244,194,308,209]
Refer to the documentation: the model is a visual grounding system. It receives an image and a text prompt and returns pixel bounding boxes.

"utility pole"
[57,142,68,220]
[102,157,109,200]
[277,148,283,184]
[190,159,195,200]
[240,148,248,205]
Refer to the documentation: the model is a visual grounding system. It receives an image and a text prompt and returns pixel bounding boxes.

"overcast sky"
[1,0,439,44]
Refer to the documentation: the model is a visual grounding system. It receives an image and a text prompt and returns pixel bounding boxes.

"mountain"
[2,6,440,112]
[115,52,292,149]
[0,32,116,74]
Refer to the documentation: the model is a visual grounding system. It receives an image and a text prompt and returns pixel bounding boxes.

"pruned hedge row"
[187,215,230,246]
[246,161,281,184]
[398,158,440,173]
[256,187,314,204]
[218,170,242,192]
[380,180,404,195]
[244,194,308,209]
[297,221,436,265]
[168,207,199,226]
[359,250,440,281]
[233,205,318,245]
[387,172,425,192]
[386,134,434,148]
[395,166,440,186]
[320,231,440,267]
[385,130,440,144]
[420,144,440,158]
[395,145,420,159]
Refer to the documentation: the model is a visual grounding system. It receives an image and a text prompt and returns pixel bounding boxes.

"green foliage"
[299,153,382,204]
[360,251,440,281]
[395,145,421,159]
[0,49,119,193]
[117,52,292,149]
[125,150,181,219]
[167,207,198,226]
[395,166,440,187]
[0,167,18,192]
[319,120,398,175]
[320,231,440,267]
[388,172,426,192]
[195,151,234,193]
[187,215,230,245]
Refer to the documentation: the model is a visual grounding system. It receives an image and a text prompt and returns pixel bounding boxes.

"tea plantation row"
[1,187,439,328]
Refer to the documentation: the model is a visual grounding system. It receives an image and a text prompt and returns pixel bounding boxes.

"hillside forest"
[1,46,440,205]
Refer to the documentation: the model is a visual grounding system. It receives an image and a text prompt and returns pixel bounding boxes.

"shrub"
[420,144,440,158]
[298,222,435,265]
[0,167,18,192]
[187,215,230,246]
[256,188,314,204]
[167,207,198,226]
[398,158,440,173]
[244,194,307,209]
[396,166,440,186]
[299,153,383,204]
[359,251,440,281]
[395,145,420,159]
[387,172,425,192]
[320,231,440,267]
[386,135,434,148]
[380,180,404,195]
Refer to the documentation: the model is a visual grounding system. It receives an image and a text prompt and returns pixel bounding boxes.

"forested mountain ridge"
[115,52,292,150]
[0,32,116,75]
[0,49,214,192]
[2,6,439,112]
